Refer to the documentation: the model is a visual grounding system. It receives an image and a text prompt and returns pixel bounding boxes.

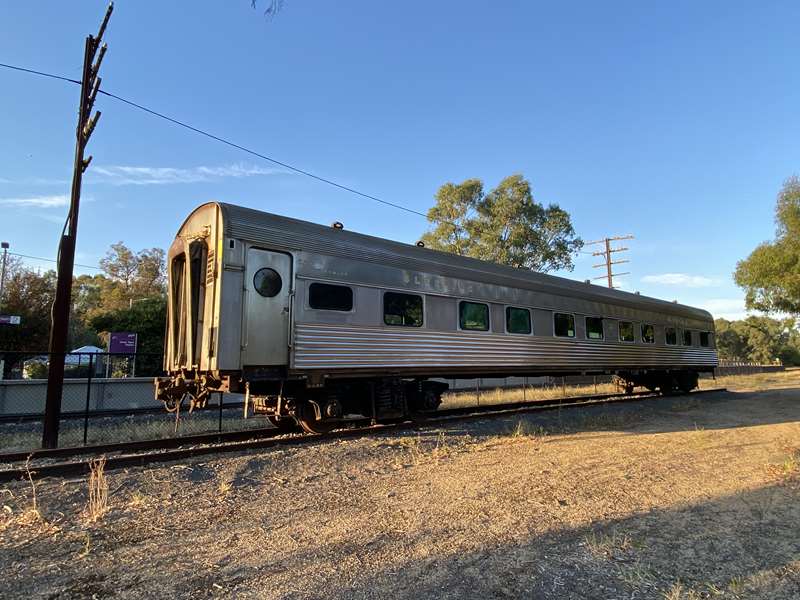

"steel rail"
[0,387,727,482]
[0,402,247,424]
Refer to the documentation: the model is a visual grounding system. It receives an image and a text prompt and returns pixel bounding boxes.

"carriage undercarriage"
[155,367,701,434]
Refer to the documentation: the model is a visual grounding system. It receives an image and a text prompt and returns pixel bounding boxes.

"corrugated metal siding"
[293,323,718,370]
[218,203,713,324]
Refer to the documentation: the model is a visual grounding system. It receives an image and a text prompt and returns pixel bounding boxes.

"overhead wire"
[0,61,438,222]
[7,251,103,272]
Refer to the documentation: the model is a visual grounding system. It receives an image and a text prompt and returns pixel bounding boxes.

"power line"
[0,61,434,222]
[0,62,81,85]
[8,251,103,272]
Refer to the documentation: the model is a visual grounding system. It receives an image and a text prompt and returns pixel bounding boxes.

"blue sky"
[1,1,798,320]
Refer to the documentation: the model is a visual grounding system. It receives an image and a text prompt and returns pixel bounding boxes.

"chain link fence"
[1,349,781,453]
[0,351,266,453]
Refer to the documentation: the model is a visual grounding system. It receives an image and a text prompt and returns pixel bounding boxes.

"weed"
[218,480,232,496]
[128,490,148,509]
[401,435,424,465]
[431,432,449,460]
[85,456,108,522]
[766,445,799,481]
[727,575,746,597]
[77,532,92,559]
[508,420,547,441]
[585,529,634,559]
[618,560,657,589]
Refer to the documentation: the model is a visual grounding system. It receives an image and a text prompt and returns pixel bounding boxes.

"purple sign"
[0,315,21,325]
[109,332,138,354]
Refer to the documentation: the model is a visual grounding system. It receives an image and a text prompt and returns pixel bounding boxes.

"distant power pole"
[587,235,634,289]
[0,242,8,311]
[42,3,113,449]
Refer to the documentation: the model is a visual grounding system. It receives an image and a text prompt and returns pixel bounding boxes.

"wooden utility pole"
[586,235,634,289]
[42,3,113,449]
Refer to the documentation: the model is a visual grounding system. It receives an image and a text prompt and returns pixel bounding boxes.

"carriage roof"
[180,202,713,324]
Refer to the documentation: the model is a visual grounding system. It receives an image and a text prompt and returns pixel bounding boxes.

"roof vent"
[584,279,591,284]
[332,221,344,230]
[673,299,678,303]
[416,241,425,247]
[635,291,641,295]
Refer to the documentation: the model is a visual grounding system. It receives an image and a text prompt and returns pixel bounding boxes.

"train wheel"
[676,371,699,394]
[296,402,339,434]
[659,376,676,395]
[267,416,302,433]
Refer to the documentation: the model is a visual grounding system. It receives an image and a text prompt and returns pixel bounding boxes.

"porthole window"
[641,323,655,344]
[253,268,282,298]
[665,327,678,345]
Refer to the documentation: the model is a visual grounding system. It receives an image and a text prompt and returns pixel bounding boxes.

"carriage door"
[242,248,292,366]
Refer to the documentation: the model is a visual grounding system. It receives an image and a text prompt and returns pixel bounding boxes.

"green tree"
[735,176,800,314]
[97,242,166,312]
[90,297,167,375]
[714,316,800,365]
[420,174,583,272]
[0,268,56,352]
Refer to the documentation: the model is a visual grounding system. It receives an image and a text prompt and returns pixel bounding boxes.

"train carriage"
[156,202,718,432]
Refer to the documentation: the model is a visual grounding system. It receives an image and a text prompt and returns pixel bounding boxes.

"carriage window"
[586,317,604,340]
[683,329,693,346]
[641,323,655,344]
[700,331,711,347]
[554,313,575,338]
[309,283,353,311]
[459,301,489,331]
[618,321,634,342]
[506,307,531,334]
[665,327,678,345]
[384,292,423,327]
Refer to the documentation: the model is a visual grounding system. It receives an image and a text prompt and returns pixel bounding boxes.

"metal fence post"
[218,392,223,433]
[83,353,94,445]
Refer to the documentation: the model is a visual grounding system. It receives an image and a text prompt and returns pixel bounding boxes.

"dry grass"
[701,367,800,392]
[768,443,800,481]
[0,457,59,537]
[85,457,108,522]
[442,380,622,409]
[585,529,637,559]
[507,419,547,440]
[2,369,799,599]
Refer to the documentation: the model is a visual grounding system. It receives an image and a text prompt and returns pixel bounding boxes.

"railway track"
[0,387,727,482]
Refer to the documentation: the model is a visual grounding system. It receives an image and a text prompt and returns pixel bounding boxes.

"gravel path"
[2,373,799,599]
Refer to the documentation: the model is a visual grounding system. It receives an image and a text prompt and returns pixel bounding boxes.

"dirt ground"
[1,371,799,599]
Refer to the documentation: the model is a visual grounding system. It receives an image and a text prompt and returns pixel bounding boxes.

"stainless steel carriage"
[156,202,717,432]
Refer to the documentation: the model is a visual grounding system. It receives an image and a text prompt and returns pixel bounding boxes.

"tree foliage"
[715,316,800,365]
[0,268,56,352]
[420,174,583,273]
[735,176,800,315]
[0,242,166,355]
